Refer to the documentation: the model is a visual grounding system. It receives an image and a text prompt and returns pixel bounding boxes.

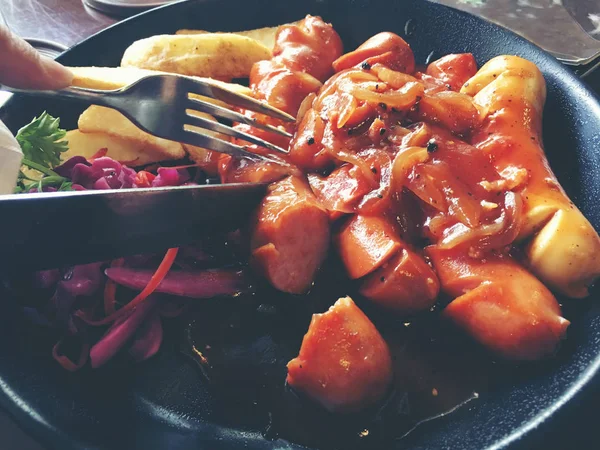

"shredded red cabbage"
[39,263,105,334]
[56,156,137,189]
[129,312,163,363]
[151,167,191,187]
[53,156,195,191]
[105,267,253,299]
[17,155,249,371]
[90,295,160,368]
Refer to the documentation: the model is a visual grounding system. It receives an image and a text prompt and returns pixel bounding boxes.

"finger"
[0,25,72,90]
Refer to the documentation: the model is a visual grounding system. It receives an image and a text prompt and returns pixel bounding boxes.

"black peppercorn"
[426,139,438,153]
[307,137,315,145]
[361,62,372,70]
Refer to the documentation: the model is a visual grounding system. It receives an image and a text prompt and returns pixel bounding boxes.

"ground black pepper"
[426,139,438,153]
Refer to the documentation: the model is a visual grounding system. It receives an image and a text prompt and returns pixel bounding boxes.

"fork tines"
[183,77,296,123]
[181,77,295,157]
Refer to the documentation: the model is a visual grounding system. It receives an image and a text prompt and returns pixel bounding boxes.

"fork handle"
[1,85,116,109]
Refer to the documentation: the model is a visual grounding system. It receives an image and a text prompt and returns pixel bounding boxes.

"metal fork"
[3,74,296,161]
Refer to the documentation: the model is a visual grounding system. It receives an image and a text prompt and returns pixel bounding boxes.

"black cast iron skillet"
[1,0,600,449]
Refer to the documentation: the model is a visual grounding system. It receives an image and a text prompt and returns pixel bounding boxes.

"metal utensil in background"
[0,182,267,273]
[431,0,600,67]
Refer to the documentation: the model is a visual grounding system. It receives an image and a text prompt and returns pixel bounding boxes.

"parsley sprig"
[14,112,72,193]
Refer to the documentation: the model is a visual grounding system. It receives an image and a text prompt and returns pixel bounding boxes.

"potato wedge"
[78,106,185,162]
[175,20,303,51]
[120,34,271,78]
[68,66,252,95]
[68,66,253,111]
[176,26,279,51]
[68,66,159,90]
[60,130,170,167]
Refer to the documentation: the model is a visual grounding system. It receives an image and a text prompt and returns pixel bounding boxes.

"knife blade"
[1,183,267,273]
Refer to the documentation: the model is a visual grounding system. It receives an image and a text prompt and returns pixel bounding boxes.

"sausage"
[335,214,402,279]
[250,175,330,294]
[223,16,343,181]
[288,106,332,171]
[286,296,393,413]
[249,62,323,116]
[249,15,344,116]
[425,53,478,92]
[307,164,372,220]
[406,54,480,134]
[427,246,570,360]
[218,154,298,184]
[290,35,422,171]
[408,91,481,134]
[272,15,344,83]
[360,248,440,314]
[332,32,415,74]
[463,55,600,297]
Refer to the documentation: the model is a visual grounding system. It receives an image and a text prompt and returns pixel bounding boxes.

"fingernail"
[40,55,73,89]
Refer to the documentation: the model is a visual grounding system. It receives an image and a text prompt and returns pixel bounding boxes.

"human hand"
[0,23,72,193]
[0,23,72,90]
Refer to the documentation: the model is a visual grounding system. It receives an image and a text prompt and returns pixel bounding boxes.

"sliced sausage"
[251,175,330,294]
[286,296,393,413]
[332,32,415,74]
[273,15,344,83]
[360,248,439,314]
[335,214,401,279]
[308,164,372,220]
[231,15,343,170]
[425,53,478,92]
[427,245,570,361]
[408,91,481,134]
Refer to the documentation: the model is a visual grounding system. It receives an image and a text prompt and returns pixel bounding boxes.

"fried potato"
[78,106,185,163]
[68,66,254,111]
[175,20,303,51]
[68,66,252,95]
[60,130,172,166]
[68,66,158,90]
[120,34,271,79]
